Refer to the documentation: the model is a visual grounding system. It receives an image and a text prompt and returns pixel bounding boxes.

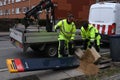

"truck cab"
[89,1,120,42]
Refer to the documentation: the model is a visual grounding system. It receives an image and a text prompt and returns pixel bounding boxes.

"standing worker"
[54,13,76,57]
[80,22,101,52]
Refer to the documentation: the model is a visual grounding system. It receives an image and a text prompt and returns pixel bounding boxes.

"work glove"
[89,41,94,48]
[83,39,89,44]
[81,39,89,50]
[85,39,89,43]
[81,39,89,45]
[55,26,60,32]
[69,40,74,44]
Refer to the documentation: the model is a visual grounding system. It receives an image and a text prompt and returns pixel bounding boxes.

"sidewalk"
[0,68,84,80]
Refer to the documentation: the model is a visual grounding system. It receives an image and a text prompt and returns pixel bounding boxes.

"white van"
[88,2,120,42]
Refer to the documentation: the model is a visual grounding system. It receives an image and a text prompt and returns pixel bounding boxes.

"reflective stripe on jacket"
[80,24,101,42]
[55,19,76,41]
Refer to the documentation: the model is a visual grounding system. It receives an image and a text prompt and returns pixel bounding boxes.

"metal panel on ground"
[6,56,80,73]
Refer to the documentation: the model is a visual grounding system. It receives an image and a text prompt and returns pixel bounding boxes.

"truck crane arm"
[23,0,54,28]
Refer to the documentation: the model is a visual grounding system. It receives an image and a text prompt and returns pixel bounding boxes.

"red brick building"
[0,0,97,21]
[0,0,40,18]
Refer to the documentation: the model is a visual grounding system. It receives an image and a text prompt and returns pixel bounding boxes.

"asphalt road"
[0,42,46,69]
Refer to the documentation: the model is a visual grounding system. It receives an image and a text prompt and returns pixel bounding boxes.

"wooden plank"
[97,63,111,69]
[98,59,112,64]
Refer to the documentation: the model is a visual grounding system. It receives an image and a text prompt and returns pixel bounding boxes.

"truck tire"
[45,45,58,57]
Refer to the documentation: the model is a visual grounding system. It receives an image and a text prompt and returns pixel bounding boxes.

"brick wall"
[53,0,95,21]
[0,0,97,30]
[0,0,95,20]
[0,0,118,20]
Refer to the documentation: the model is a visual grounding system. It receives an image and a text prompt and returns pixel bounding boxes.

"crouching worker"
[54,13,76,58]
[80,22,101,52]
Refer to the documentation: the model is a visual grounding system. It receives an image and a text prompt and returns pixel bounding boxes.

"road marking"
[0,68,8,72]
[0,47,15,50]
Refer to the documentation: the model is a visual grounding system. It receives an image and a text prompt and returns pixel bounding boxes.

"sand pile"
[75,47,101,75]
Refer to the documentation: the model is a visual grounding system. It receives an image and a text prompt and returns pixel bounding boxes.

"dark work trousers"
[68,41,74,55]
[59,40,68,57]
[95,40,100,52]
[83,40,100,52]
[83,40,88,50]
[58,40,73,57]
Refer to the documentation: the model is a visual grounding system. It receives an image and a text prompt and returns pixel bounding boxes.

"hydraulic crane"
[23,0,55,32]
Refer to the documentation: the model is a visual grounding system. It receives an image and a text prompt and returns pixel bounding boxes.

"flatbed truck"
[9,0,81,57]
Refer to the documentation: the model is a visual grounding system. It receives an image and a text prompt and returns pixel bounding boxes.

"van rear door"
[89,6,116,35]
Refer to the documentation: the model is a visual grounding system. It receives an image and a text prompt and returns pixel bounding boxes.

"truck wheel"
[45,45,58,57]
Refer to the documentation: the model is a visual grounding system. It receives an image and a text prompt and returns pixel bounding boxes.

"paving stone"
[37,70,70,80]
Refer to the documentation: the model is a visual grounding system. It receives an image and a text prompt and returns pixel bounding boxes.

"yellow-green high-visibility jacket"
[80,24,101,45]
[54,19,76,41]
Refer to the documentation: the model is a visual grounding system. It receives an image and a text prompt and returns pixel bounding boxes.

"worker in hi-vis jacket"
[54,13,76,57]
[80,22,101,52]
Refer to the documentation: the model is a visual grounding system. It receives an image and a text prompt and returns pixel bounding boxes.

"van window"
[89,8,115,23]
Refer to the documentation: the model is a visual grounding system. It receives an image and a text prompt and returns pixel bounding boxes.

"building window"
[0,1,3,6]
[12,0,14,3]
[8,0,11,4]
[22,7,26,13]
[0,10,3,15]
[3,0,7,5]
[16,8,20,14]
[5,9,8,15]
[8,9,10,15]
[12,8,14,14]
[15,0,21,2]
[2,10,5,15]
[19,8,22,13]
[23,7,29,13]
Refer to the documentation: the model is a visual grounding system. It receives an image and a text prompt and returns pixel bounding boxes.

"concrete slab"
[37,69,84,80]
[0,70,50,80]
[37,70,69,80]
[63,68,84,77]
